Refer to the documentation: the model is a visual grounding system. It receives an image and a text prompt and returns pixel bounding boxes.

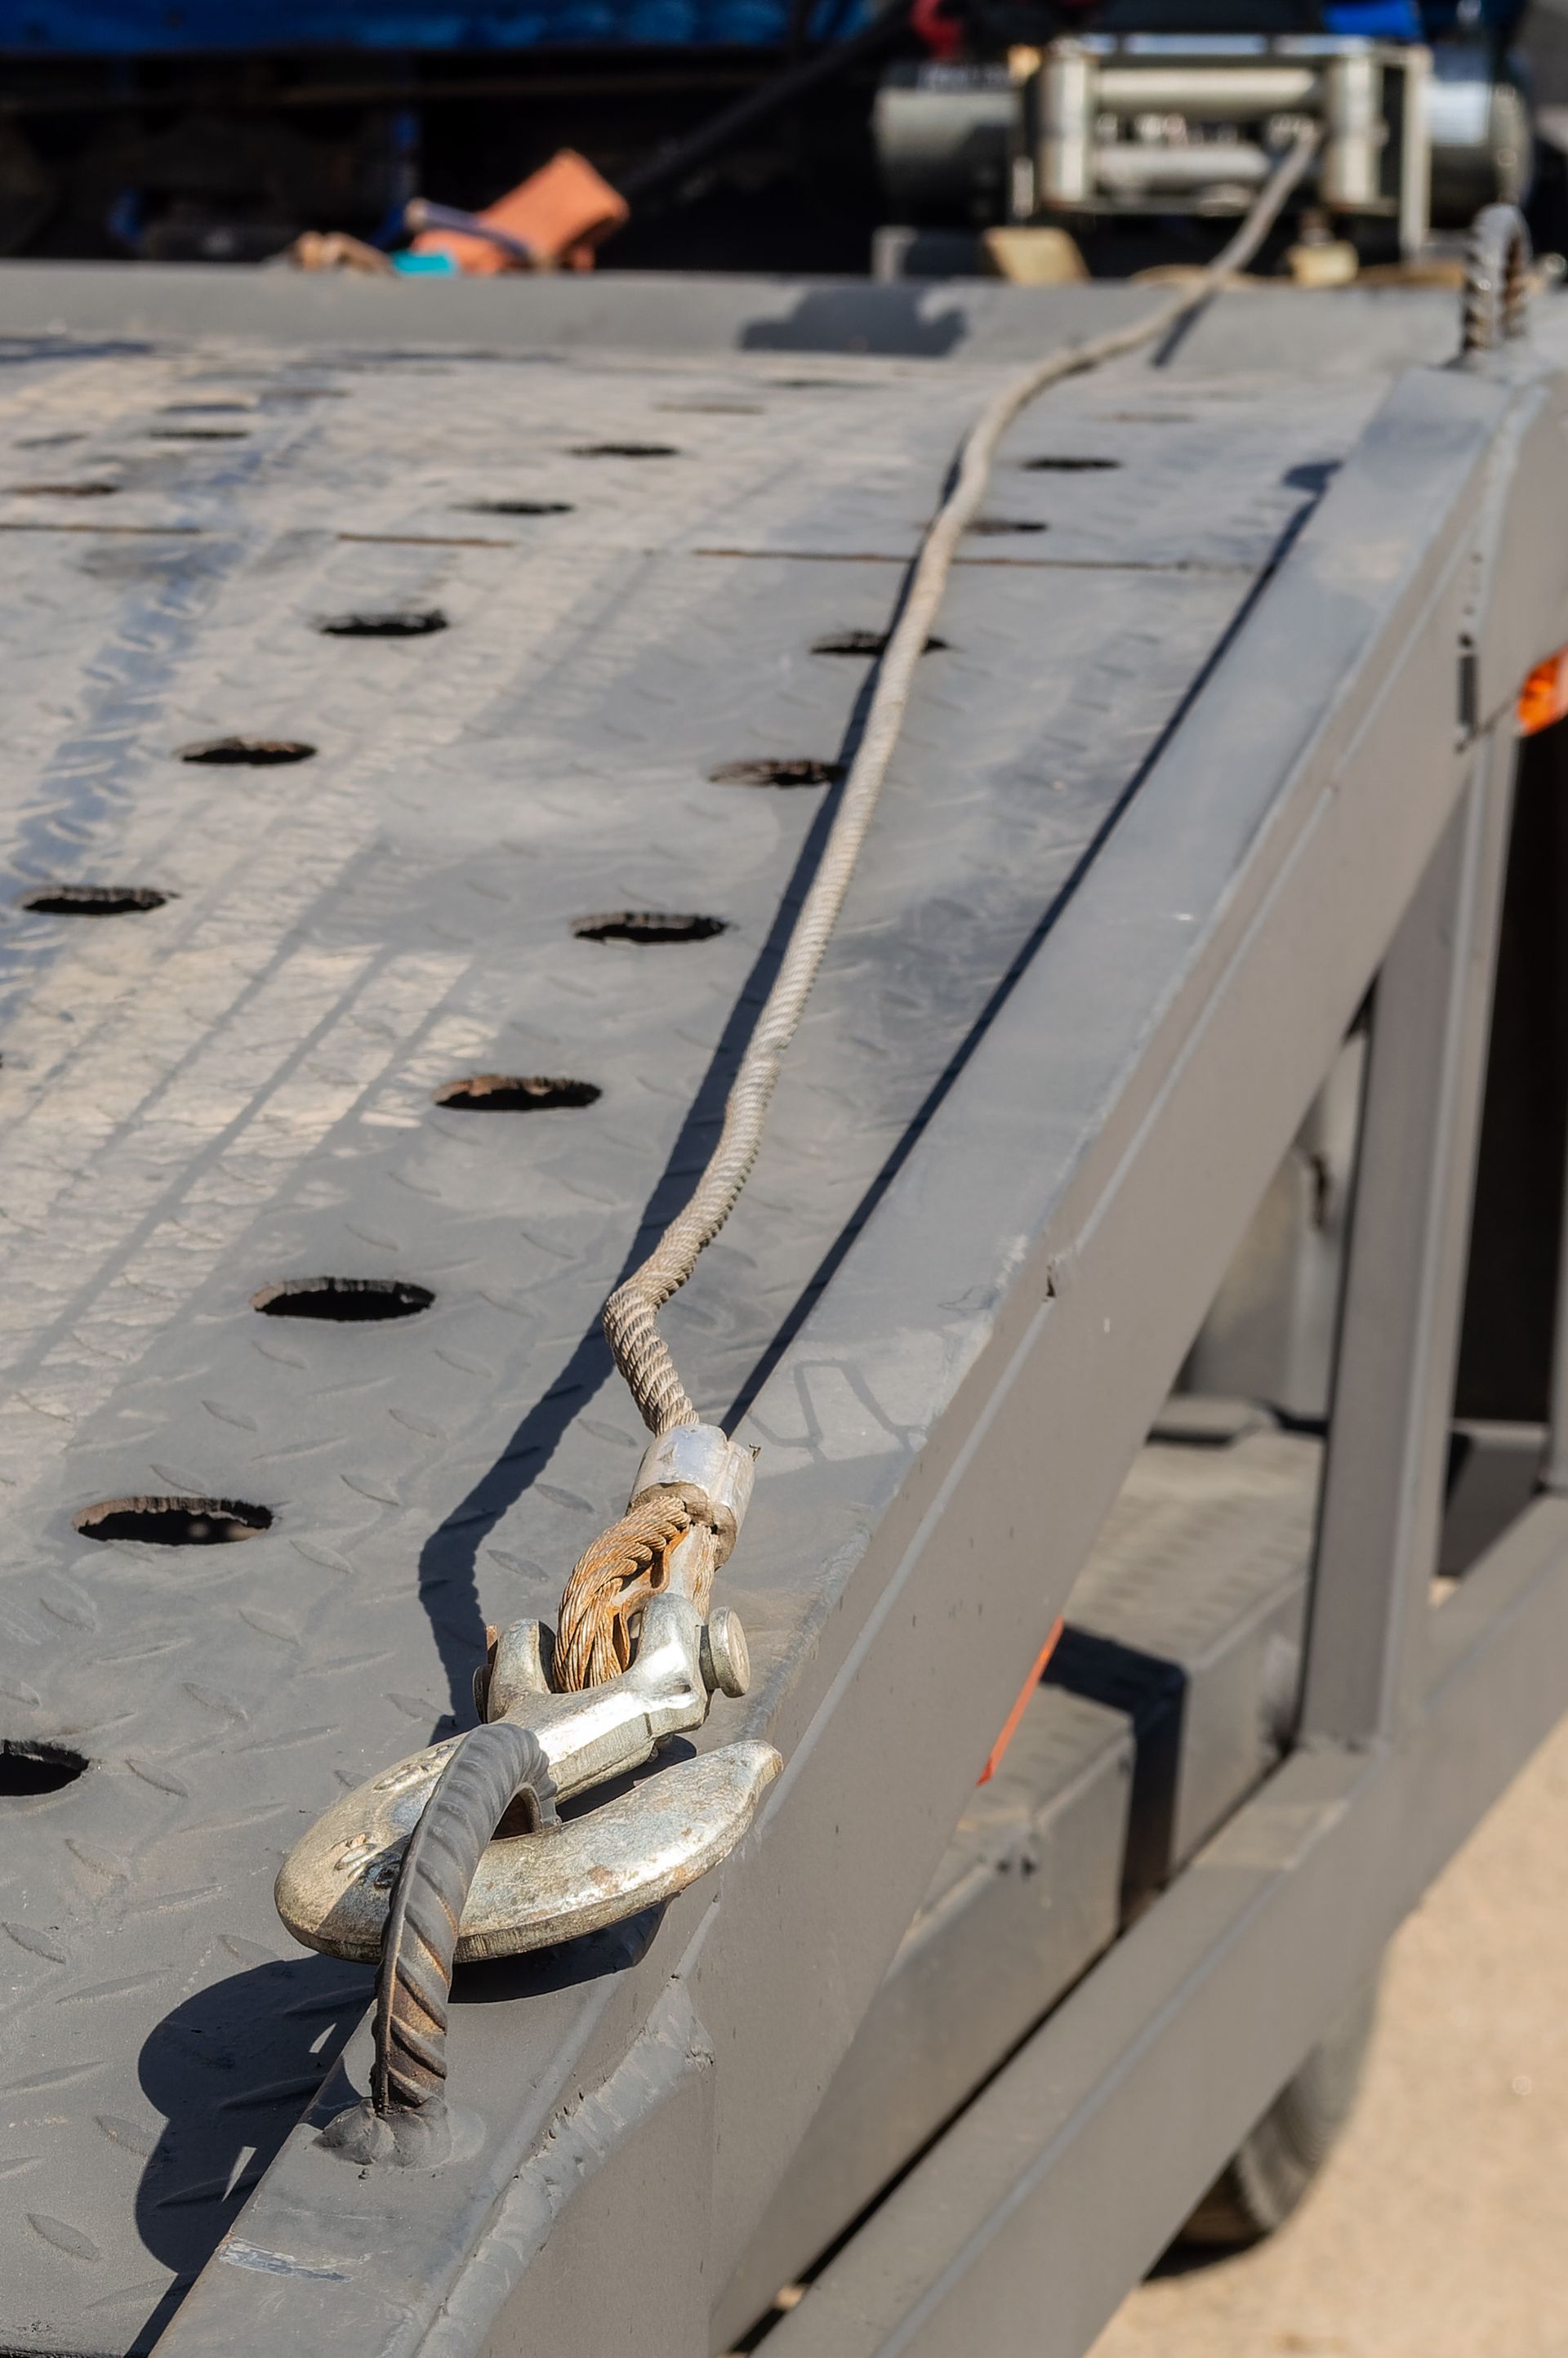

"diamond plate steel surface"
[0,287,1441,2351]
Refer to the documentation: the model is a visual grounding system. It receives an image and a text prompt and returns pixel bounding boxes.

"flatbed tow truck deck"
[0,260,1566,2358]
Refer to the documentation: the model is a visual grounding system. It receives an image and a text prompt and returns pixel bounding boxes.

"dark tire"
[1179,1974,1380,2247]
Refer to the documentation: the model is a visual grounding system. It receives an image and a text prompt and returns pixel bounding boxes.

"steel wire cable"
[599,127,1322,1448]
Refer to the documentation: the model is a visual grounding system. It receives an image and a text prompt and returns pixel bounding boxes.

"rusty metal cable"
[553,1493,696,1691]
[597,127,1322,1454]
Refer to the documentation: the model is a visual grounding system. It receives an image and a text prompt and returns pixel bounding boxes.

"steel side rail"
[764,1491,1568,2358]
[158,330,1568,2358]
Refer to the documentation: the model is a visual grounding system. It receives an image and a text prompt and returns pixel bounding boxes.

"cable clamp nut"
[629,1423,757,1562]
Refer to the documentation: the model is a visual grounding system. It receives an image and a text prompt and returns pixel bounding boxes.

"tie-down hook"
[274,1429,778,2163]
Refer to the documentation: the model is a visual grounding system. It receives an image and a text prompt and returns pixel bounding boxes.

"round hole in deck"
[811,630,947,657]
[434,1074,602,1111]
[74,1495,273,1545]
[572,912,727,947]
[708,757,842,788]
[7,480,119,497]
[967,517,1049,536]
[252,1276,435,1322]
[19,885,168,917]
[316,609,448,639]
[0,1741,88,1799]
[1021,457,1121,471]
[177,736,316,767]
[460,499,574,517]
[569,442,679,459]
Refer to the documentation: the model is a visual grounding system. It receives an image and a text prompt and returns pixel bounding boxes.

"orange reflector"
[1518,647,1568,738]
[978,1619,1064,1785]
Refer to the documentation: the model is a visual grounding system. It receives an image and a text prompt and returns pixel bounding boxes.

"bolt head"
[702,1607,751,1699]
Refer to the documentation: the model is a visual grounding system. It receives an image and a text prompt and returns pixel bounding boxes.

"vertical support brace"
[1300,733,1516,1746]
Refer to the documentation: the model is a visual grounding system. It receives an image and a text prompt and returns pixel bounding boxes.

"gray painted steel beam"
[764,1493,1568,2358]
[0,266,1464,372]
[719,1687,1133,2353]
[1301,728,1514,1745]
[717,1425,1316,2349]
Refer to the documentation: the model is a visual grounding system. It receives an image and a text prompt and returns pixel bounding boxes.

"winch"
[875,29,1531,246]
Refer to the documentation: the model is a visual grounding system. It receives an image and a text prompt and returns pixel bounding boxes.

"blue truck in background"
[0,2,868,49]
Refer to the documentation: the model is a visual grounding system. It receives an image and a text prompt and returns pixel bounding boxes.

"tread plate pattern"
[0,307,1393,2350]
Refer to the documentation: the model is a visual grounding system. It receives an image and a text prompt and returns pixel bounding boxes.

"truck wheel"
[1179,1974,1380,2246]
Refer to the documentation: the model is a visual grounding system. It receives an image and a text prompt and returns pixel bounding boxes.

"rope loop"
[322,1718,556,2166]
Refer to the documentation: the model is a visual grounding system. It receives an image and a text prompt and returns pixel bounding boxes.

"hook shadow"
[129,1952,371,2353]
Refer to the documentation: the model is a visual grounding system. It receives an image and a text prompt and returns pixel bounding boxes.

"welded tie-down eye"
[274,1429,780,1969]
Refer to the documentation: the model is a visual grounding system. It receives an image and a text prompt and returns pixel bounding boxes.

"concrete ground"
[1088,1709,1568,2358]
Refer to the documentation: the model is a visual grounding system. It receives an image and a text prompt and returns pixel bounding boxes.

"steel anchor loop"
[276,1594,775,1963]
[283,1594,777,2160]
[318,1716,559,2169]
